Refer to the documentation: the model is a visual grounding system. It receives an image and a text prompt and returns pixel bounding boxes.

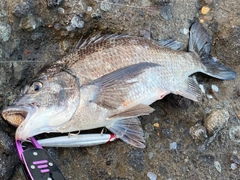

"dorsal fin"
[75,33,130,50]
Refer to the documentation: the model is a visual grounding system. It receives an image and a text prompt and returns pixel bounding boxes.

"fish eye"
[31,82,43,92]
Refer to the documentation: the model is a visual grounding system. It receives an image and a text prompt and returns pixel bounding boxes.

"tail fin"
[189,20,237,80]
[189,20,211,59]
[201,58,237,80]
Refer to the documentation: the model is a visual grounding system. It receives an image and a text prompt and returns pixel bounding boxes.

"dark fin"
[109,104,155,119]
[189,20,237,80]
[176,77,202,102]
[189,20,211,59]
[202,58,237,80]
[89,62,160,109]
[160,39,181,50]
[106,117,146,148]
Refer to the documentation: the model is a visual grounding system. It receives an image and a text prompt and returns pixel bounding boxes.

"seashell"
[189,124,207,140]
[204,109,229,136]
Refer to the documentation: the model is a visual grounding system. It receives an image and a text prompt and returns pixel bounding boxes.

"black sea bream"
[2,21,236,148]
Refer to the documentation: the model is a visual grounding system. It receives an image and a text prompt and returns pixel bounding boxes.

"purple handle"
[29,137,43,149]
[15,140,24,161]
[16,137,43,161]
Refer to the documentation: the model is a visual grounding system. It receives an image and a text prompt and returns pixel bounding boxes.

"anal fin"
[109,104,155,119]
[176,76,202,102]
[106,117,145,148]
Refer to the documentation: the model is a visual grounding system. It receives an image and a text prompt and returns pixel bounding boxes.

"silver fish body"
[2,21,237,148]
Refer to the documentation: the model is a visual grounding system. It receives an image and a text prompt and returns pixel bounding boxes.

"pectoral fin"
[89,62,160,109]
[109,104,155,119]
[106,117,146,148]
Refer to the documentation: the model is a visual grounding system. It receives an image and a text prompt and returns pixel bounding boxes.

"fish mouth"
[2,106,33,127]
[2,105,42,140]
[3,102,76,141]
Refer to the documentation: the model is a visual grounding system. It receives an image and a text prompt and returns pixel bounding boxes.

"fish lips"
[2,104,55,140]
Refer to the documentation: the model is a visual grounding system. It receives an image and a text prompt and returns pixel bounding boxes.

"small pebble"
[0,21,11,42]
[229,126,240,143]
[180,28,189,35]
[71,15,84,28]
[87,6,92,12]
[155,143,161,148]
[148,152,154,159]
[58,7,65,14]
[154,116,159,121]
[199,18,204,23]
[207,94,213,99]
[231,155,240,165]
[162,128,171,138]
[12,2,34,18]
[231,163,238,170]
[214,161,221,173]
[199,84,205,94]
[147,172,157,180]
[215,104,222,109]
[100,1,112,12]
[160,5,172,20]
[54,23,61,31]
[66,25,75,31]
[211,85,219,92]
[47,0,63,7]
[144,132,150,139]
[19,14,42,31]
[212,57,217,62]
[153,123,159,128]
[201,6,210,14]
[170,142,177,150]
[0,10,7,17]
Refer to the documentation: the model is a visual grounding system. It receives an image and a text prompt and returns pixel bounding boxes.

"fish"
[1,20,237,148]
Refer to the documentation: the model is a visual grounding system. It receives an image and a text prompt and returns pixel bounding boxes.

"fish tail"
[189,20,237,80]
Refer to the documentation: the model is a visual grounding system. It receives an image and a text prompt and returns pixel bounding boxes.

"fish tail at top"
[189,20,237,80]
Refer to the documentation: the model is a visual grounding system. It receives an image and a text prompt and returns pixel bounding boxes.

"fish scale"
[69,38,197,85]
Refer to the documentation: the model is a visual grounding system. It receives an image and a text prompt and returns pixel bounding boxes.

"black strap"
[22,148,66,180]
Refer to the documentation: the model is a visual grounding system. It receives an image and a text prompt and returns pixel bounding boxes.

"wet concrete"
[0,0,240,179]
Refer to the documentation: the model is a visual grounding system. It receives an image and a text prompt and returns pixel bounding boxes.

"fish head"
[2,73,80,140]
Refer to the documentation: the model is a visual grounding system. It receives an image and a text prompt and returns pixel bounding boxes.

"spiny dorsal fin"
[109,104,155,119]
[75,33,130,50]
[89,62,160,109]
[106,117,146,148]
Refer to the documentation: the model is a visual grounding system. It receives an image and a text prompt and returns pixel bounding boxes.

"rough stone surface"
[0,0,240,179]
[0,22,11,42]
